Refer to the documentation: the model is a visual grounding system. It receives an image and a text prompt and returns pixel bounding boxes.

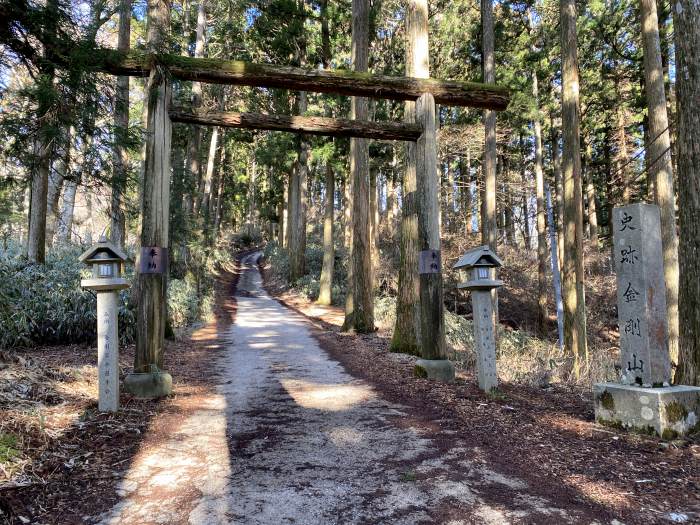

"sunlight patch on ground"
[563,474,633,510]
[99,394,232,524]
[279,378,375,411]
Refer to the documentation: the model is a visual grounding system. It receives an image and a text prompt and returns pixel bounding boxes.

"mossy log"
[92,49,510,110]
[169,108,423,141]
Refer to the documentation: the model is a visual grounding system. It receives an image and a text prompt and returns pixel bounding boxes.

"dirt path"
[94,252,615,525]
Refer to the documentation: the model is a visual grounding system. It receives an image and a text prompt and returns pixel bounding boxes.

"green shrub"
[0,241,230,349]
[0,244,132,348]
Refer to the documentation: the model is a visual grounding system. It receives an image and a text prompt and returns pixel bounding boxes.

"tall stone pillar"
[594,203,700,439]
[612,203,671,386]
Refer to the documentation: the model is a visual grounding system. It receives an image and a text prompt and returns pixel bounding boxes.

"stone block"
[124,371,173,399]
[594,383,700,439]
[414,359,455,383]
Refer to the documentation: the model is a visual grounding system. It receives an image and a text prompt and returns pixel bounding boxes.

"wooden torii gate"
[92,0,510,396]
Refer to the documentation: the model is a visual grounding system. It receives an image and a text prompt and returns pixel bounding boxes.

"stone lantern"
[79,238,130,412]
[454,245,503,392]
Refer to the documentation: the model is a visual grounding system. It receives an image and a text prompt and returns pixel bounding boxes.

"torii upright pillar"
[124,0,173,398]
[410,0,454,382]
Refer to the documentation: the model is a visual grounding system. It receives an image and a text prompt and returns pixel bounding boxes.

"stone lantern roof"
[79,239,128,265]
[453,245,503,271]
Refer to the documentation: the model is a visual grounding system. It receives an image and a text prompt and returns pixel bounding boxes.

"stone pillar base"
[124,371,173,399]
[414,359,455,383]
[594,383,700,439]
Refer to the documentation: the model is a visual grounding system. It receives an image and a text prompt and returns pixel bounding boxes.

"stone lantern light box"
[79,239,130,292]
[454,245,503,290]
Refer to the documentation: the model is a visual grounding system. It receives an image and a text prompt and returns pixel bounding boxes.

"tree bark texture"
[673,0,700,385]
[391,0,421,354]
[641,0,680,370]
[46,128,71,247]
[344,0,373,333]
[560,0,588,376]
[318,162,335,305]
[532,69,548,335]
[288,92,308,283]
[110,0,131,249]
[481,0,497,252]
[184,0,206,218]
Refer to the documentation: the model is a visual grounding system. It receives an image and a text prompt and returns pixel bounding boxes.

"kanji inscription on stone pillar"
[612,203,671,386]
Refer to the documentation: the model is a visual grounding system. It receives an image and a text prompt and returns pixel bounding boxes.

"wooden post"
[125,0,173,398]
[411,0,451,379]
[416,92,448,363]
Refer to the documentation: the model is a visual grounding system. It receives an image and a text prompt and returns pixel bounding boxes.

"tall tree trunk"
[202,126,220,233]
[481,0,497,251]
[27,0,58,263]
[46,128,71,247]
[57,174,77,244]
[386,151,397,238]
[288,92,308,282]
[603,129,615,242]
[212,140,225,238]
[519,135,531,249]
[184,0,206,218]
[551,115,565,266]
[282,182,289,248]
[318,162,335,305]
[459,157,470,235]
[504,172,516,246]
[57,133,93,244]
[465,150,474,234]
[343,0,373,333]
[615,91,632,203]
[132,0,172,383]
[585,176,599,247]
[560,0,588,376]
[672,0,700,385]
[391,0,420,353]
[370,165,378,284]
[532,66,548,335]
[110,0,131,248]
[201,90,222,228]
[317,0,334,306]
[641,0,680,372]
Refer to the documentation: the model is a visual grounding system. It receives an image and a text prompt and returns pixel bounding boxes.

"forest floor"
[0,249,698,524]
